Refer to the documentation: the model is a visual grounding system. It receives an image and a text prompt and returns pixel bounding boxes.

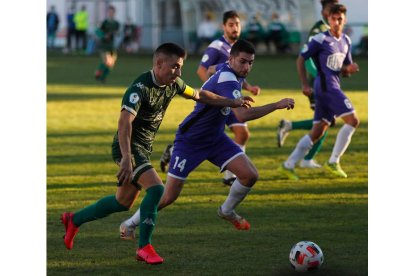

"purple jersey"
[199,36,233,69]
[301,31,352,92]
[176,64,243,145]
[301,31,355,124]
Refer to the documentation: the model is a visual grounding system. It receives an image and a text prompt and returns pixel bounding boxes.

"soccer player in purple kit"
[159,10,261,186]
[119,39,294,236]
[278,4,359,180]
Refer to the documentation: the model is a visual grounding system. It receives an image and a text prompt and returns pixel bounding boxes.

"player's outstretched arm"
[232,98,295,122]
[197,89,254,108]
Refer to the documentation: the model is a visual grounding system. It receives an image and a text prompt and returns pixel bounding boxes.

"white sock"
[124,208,141,227]
[284,135,313,169]
[329,124,355,164]
[220,179,251,214]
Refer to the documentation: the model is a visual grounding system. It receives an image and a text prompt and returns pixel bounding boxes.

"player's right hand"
[117,156,133,186]
[234,96,255,109]
[302,85,313,97]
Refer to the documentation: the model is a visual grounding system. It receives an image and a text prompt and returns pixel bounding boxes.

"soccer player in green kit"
[94,5,120,82]
[61,42,253,265]
[277,0,338,169]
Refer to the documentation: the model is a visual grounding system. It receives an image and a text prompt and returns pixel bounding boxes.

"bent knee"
[239,171,258,187]
[352,118,360,128]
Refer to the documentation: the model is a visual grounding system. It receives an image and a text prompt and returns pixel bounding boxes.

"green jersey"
[99,19,120,51]
[307,18,330,41]
[113,70,189,154]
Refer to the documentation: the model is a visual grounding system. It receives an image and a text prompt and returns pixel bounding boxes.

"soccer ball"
[289,241,324,272]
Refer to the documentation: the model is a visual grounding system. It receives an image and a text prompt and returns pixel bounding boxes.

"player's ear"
[155,57,163,69]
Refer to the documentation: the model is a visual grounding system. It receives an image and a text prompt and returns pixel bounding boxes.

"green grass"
[47,53,368,275]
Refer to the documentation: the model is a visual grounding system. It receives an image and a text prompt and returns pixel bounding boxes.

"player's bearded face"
[229,52,254,78]
[223,18,241,42]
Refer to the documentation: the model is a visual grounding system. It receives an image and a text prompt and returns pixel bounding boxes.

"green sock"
[304,131,328,160]
[292,119,313,130]
[73,195,128,227]
[138,185,164,248]
[97,63,106,72]
[101,66,110,79]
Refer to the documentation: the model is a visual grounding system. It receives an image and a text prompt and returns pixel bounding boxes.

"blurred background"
[46,0,368,55]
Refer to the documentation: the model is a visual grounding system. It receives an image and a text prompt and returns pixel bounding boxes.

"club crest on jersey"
[201,54,209,63]
[129,93,140,104]
[221,106,231,116]
[301,44,308,53]
[232,90,242,99]
[343,44,349,54]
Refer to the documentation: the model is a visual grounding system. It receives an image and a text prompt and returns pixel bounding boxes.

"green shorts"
[111,142,153,190]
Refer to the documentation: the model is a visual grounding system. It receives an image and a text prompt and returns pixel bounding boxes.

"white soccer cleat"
[119,221,136,240]
[299,159,322,168]
[277,119,291,147]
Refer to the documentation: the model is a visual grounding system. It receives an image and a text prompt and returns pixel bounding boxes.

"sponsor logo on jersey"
[221,106,231,116]
[326,53,346,71]
[134,82,145,89]
[232,89,242,99]
[201,54,209,63]
[129,93,140,104]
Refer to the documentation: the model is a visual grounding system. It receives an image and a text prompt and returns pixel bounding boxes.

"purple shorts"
[314,88,355,124]
[167,133,244,180]
[226,111,247,127]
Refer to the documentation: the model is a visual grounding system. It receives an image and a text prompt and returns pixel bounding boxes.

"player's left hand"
[341,63,359,77]
[276,98,295,110]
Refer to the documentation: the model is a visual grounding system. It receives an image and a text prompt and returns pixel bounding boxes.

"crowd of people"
[47,4,140,54]
[59,1,362,266]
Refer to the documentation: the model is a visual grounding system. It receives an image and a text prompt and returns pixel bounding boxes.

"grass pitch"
[47,53,368,275]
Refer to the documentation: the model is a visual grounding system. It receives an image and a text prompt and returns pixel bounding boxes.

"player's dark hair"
[154,42,187,59]
[223,10,239,24]
[320,0,339,9]
[330,4,347,15]
[230,39,255,56]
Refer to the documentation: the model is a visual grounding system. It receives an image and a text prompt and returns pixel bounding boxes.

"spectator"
[358,24,368,55]
[74,5,89,52]
[245,16,265,48]
[194,13,218,54]
[122,17,138,53]
[266,12,290,54]
[65,6,76,53]
[47,5,60,49]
